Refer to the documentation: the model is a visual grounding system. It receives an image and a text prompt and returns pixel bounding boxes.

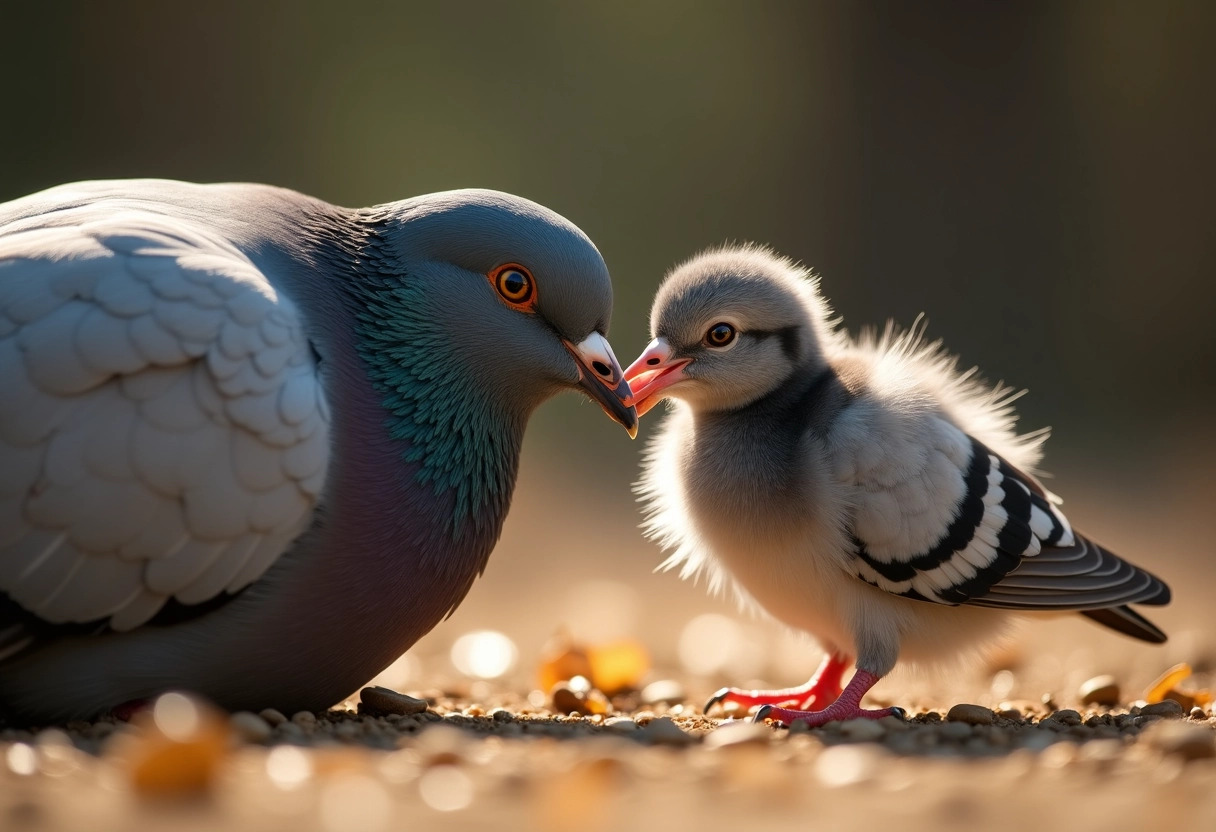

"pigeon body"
[625,245,1170,725]
[0,179,635,723]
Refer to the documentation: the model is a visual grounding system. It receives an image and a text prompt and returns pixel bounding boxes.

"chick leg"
[753,669,902,727]
[705,652,848,714]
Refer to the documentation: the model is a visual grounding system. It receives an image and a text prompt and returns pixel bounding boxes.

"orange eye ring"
[488,263,537,310]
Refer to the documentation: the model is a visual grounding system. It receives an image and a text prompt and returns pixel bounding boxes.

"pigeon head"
[372,189,637,434]
[344,189,637,531]
[624,245,834,416]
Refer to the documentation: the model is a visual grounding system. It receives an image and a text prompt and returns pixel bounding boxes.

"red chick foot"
[753,669,905,727]
[705,652,849,714]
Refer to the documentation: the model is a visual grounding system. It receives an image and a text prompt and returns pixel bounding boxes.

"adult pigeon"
[0,179,636,723]
[625,245,1170,727]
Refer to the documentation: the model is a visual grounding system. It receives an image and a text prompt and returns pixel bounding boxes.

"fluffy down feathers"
[633,245,1169,687]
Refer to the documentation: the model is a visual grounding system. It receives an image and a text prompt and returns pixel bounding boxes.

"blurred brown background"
[3,1,1213,701]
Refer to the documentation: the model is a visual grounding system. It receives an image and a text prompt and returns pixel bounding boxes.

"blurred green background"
[3,1,1213,698]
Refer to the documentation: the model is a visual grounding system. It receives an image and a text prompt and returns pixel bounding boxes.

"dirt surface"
[5,470,1214,831]
[3,680,1214,832]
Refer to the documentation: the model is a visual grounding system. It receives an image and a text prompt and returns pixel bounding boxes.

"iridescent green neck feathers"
[352,275,522,539]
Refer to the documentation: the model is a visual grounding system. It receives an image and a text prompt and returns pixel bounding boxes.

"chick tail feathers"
[1080,605,1168,644]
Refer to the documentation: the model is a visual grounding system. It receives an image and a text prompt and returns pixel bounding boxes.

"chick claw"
[704,685,837,714]
[704,652,849,715]
[751,668,905,727]
[754,703,906,727]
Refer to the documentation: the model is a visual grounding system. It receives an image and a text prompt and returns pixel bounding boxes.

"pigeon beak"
[563,333,638,439]
[623,338,692,417]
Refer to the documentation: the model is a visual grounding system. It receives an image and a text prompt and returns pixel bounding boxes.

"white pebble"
[604,717,639,733]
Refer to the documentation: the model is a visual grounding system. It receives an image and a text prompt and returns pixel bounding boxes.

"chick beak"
[563,332,638,438]
[623,338,692,417]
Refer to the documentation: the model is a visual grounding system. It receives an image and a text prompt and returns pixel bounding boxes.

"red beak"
[623,338,691,417]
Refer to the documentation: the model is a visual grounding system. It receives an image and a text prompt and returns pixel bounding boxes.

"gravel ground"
[3,682,1214,832]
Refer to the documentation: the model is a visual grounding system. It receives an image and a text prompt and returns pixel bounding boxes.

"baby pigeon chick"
[625,245,1171,727]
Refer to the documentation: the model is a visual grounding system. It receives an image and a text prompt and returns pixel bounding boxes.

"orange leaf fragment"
[1146,663,1192,704]
[587,640,650,696]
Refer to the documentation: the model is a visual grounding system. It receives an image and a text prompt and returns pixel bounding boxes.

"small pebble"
[705,720,772,748]
[640,679,686,705]
[984,727,1010,748]
[639,716,695,746]
[359,687,429,717]
[333,722,361,740]
[551,684,586,715]
[1078,675,1121,707]
[1020,731,1060,751]
[884,731,918,753]
[1140,700,1185,719]
[276,722,304,739]
[1049,709,1081,726]
[838,718,886,742]
[946,704,995,725]
[878,715,911,732]
[229,712,272,743]
[1190,706,1206,720]
[939,721,973,741]
[548,676,610,716]
[291,711,317,728]
[259,708,287,727]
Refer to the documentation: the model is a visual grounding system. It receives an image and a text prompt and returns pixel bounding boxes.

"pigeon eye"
[704,322,737,348]
[489,263,536,309]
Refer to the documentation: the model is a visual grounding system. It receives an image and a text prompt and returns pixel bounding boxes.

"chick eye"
[704,322,737,348]
[489,263,536,308]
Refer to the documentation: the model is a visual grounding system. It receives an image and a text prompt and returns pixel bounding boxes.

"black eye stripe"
[749,326,801,360]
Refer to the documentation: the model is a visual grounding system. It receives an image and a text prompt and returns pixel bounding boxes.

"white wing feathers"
[0,208,329,632]
[841,413,1168,612]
